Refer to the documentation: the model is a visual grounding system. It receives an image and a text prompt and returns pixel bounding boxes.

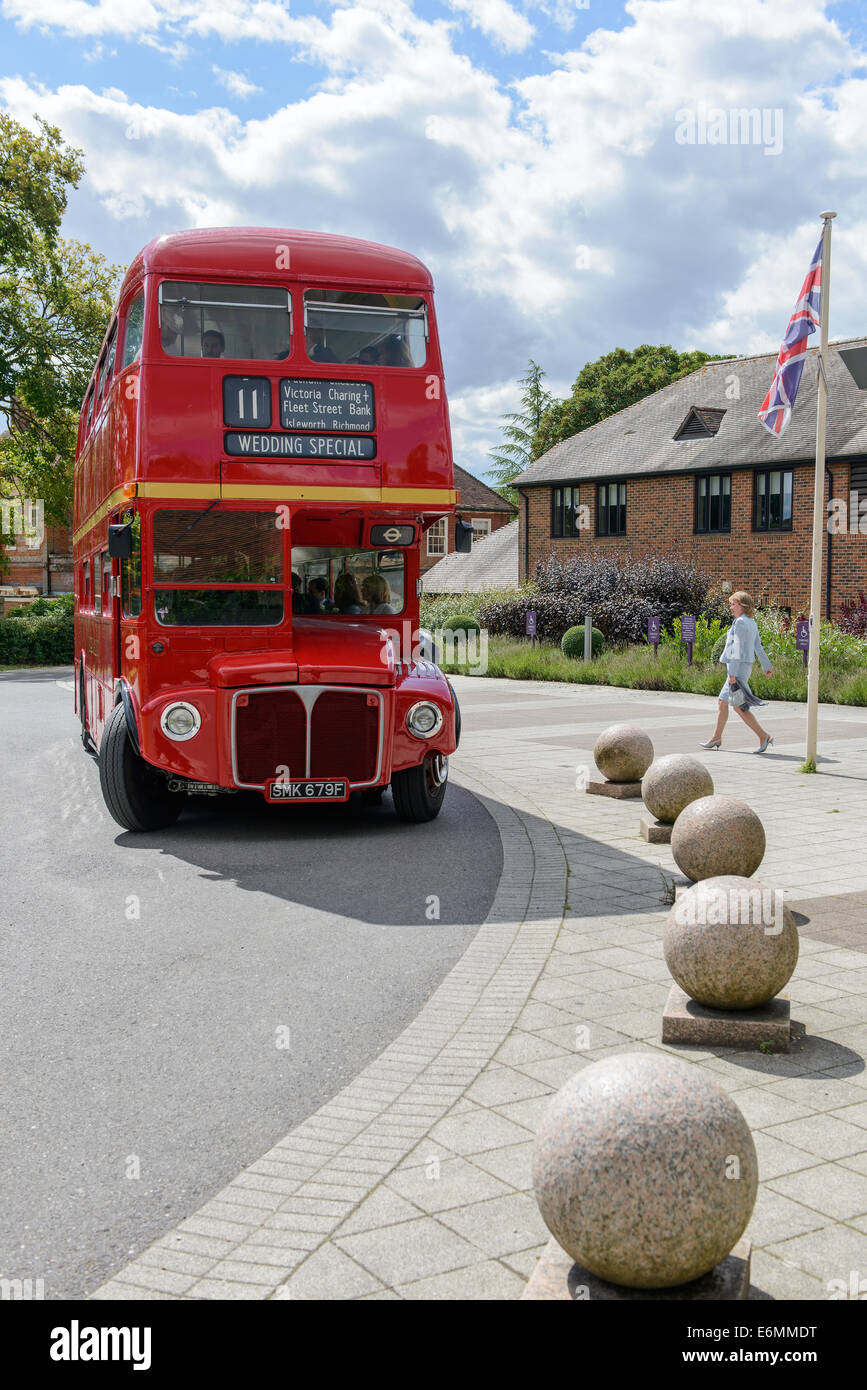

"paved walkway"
[93,680,867,1301]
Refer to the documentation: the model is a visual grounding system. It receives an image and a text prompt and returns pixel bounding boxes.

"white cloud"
[445,0,534,53]
[3,0,867,475]
[212,66,263,99]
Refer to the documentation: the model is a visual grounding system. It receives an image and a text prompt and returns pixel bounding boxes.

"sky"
[2,0,867,480]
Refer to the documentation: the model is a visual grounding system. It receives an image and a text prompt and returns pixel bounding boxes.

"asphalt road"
[0,668,501,1299]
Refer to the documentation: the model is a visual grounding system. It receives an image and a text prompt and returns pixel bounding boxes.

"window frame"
[120,289,145,370]
[694,471,732,535]
[753,468,794,533]
[471,517,492,544]
[426,517,447,557]
[596,480,627,537]
[551,485,581,539]
[157,279,293,362]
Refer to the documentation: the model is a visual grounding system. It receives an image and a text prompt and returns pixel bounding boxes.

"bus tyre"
[99,703,185,832]
[391,753,448,823]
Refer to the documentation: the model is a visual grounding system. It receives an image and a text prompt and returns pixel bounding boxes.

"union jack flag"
[758,232,823,437]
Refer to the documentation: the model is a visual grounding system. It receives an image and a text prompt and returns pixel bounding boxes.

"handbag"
[729,682,746,708]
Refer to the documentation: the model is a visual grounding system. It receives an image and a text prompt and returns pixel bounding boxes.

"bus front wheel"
[99,703,185,832]
[391,753,448,823]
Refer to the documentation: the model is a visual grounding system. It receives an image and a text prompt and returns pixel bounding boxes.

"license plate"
[266,778,349,803]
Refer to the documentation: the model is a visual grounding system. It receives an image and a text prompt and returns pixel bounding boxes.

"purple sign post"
[526,609,537,649]
[647,615,661,659]
[681,614,696,666]
[795,618,810,669]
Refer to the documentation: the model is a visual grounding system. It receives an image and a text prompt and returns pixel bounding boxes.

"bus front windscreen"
[153,508,283,626]
[291,546,405,616]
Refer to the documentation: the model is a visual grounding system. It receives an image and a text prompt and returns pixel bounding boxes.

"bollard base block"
[640,812,672,842]
[587,779,643,799]
[522,1236,751,1301]
[662,983,791,1052]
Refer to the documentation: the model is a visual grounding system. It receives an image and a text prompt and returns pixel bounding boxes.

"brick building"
[0,501,73,613]
[422,464,516,574]
[513,339,867,617]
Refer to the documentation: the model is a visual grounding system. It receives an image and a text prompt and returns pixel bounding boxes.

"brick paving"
[92,679,867,1301]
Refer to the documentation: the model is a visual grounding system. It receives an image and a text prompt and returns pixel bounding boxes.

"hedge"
[0,612,74,665]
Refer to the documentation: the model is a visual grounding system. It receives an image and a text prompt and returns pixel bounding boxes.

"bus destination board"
[280,379,374,433]
[225,431,376,460]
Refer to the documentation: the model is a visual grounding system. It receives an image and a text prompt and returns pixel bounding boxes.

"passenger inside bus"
[361,573,395,614]
[307,576,334,612]
[201,329,225,358]
[334,573,363,613]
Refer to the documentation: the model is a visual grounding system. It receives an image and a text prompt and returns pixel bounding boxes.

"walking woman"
[701,591,775,753]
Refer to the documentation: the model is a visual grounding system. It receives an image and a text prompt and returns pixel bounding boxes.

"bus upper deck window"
[85,387,95,431]
[303,290,427,368]
[158,281,292,361]
[121,292,144,368]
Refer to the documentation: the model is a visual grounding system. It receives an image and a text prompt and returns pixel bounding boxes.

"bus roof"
[123,228,434,297]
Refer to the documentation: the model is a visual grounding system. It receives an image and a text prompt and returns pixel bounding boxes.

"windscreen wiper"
[167,499,220,549]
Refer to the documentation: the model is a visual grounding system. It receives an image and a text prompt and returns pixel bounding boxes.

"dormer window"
[674,407,726,441]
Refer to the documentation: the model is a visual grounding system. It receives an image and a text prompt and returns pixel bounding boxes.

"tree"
[531,344,732,459]
[0,115,121,531]
[487,359,552,507]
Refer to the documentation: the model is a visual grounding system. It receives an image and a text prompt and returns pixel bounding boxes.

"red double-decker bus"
[73,228,467,831]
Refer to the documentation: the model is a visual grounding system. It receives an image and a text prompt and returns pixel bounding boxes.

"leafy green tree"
[532,344,732,459]
[0,115,121,530]
[487,359,552,506]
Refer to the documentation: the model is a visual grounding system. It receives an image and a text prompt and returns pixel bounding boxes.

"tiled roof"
[422,520,518,593]
[514,338,867,487]
[454,464,517,513]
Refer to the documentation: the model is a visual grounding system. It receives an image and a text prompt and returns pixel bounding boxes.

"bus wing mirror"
[455,517,473,554]
[108,523,133,559]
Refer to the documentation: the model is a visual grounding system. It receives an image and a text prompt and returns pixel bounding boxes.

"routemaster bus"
[73,228,469,831]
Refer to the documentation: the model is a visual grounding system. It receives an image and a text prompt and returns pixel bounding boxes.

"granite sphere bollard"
[593,724,654,783]
[670,795,765,882]
[642,754,714,825]
[665,876,799,1009]
[532,1054,758,1289]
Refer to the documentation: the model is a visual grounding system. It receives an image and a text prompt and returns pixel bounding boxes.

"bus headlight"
[160,702,201,741]
[406,701,443,739]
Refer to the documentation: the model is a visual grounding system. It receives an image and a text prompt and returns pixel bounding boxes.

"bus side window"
[103,323,117,387]
[83,561,91,609]
[121,292,144,368]
[85,386,95,433]
[102,552,112,607]
[121,515,142,617]
[94,557,102,615]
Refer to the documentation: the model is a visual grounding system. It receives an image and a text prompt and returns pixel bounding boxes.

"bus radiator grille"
[310,691,379,784]
[235,690,307,787]
[233,688,380,787]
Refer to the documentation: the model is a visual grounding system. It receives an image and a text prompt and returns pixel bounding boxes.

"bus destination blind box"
[107,523,133,559]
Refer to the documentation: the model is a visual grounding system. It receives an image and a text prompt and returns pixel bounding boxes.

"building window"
[472,517,491,544]
[552,486,580,538]
[427,517,447,557]
[754,469,793,531]
[596,481,626,537]
[695,473,732,533]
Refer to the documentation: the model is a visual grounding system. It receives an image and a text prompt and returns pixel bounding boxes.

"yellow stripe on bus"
[73,483,457,543]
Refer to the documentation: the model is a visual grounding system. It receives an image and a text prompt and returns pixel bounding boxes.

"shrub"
[839,591,867,638]
[0,610,74,664]
[419,587,528,632]
[7,593,74,619]
[441,613,480,635]
[659,614,729,664]
[561,625,604,659]
[711,633,727,663]
[481,551,716,646]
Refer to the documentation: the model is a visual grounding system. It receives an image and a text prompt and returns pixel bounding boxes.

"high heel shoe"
[699,738,722,749]
[754,734,774,754]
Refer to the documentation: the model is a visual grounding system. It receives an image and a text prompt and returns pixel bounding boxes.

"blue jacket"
[719,615,771,676]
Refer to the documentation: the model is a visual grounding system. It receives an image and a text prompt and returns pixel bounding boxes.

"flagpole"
[805,211,836,771]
